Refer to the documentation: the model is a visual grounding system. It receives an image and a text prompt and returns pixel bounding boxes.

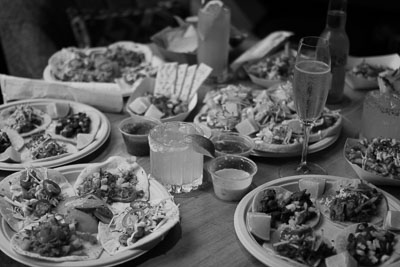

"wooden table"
[1,83,399,267]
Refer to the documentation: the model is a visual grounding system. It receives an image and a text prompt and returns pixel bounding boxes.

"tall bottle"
[197,0,231,83]
[320,0,349,104]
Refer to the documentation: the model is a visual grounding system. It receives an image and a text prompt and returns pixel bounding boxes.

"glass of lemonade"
[361,91,400,139]
[148,122,204,193]
[197,0,230,82]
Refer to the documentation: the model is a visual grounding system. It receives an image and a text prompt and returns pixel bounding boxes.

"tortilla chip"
[10,215,103,262]
[74,156,149,207]
[0,168,75,232]
[318,179,389,228]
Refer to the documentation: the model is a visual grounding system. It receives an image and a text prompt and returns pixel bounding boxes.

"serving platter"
[0,164,179,267]
[43,42,164,97]
[0,99,110,171]
[234,175,400,267]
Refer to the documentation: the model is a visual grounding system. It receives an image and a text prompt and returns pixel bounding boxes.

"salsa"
[121,122,156,135]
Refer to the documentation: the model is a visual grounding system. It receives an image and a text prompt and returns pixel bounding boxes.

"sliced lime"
[185,134,215,158]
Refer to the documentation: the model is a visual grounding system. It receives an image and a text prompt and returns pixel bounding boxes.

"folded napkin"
[0,74,123,113]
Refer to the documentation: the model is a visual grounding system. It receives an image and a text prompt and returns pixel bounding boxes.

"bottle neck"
[326,10,346,29]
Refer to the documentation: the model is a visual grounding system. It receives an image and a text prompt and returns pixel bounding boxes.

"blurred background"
[0,0,399,79]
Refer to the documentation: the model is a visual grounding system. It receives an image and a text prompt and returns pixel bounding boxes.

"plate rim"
[0,99,111,171]
[233,174,400,267]
[0,163,177,267]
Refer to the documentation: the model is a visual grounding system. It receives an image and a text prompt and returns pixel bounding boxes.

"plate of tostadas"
[0,99,110,171]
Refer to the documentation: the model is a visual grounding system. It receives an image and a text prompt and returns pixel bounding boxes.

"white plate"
[250,133,340,158]
[43,42,164,97]
[0,99,110,171]
[234,175,400,267]
[345,54,400,90]
[0,164,179,267]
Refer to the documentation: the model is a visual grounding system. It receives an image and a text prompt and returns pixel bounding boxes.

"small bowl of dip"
[118,115,160,156]
[210,131,255,157]
[207,155,257,202]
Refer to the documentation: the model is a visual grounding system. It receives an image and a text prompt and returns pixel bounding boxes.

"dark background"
[0,0,400,79]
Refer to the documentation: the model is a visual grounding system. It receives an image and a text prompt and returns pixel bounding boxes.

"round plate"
[43,43,164,98]
[0,99,110,171]
[250,133,340,158]
[234,175,400,267]
[0,164,178,267]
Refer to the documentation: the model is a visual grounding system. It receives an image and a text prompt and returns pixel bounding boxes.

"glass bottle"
[197,0,231,83]
[320,0,350,104]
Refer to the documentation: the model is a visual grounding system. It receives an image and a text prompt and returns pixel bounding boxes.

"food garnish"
[246,51,295,81]
[345,138,400,178]
[121,63,158,85]
[11,213,102,261]
[5,105,43,134]
[98,198,179,255]
[255,187,319,228]
[349,60,392,80]
[76,168,144,203]
[15,214,91,257]
[196,83,341,153]
[25,134,68,160]
[324,180,384,223]
[343,223,396,266]
[51,45,147,83]
[55,112,91,138]
[273,225,335,266]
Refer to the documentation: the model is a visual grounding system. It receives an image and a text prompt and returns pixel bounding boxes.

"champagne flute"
[279,36,331,176]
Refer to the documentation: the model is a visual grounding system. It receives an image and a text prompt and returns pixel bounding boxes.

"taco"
[252,186,321,229]
[97,198,179,255]
[318,179,389,228]
[0,105,52,138]
[0,128,24,163]
[74,156,149,205]
[0,167,75,232]
[264,224,335,267]
[253,112,342,154]
[335,222,400,266]
[10,213,102,262]
[55,194,114,234]
[51,110,101,150]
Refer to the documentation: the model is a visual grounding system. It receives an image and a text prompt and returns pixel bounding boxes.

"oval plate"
[234,175,400,267]
[0,99,110,171]
[0,164,179,267]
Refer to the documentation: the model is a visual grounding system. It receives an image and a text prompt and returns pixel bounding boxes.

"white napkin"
[0,74,123,113]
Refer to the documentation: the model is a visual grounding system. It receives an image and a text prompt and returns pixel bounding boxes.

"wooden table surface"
[1,83,399,267]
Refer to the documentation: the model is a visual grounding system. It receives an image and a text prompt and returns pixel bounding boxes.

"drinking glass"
[148,122,204,194]
[279,36,331,176]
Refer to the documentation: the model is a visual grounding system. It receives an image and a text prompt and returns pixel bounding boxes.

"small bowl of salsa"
[118,115,160,156]
[210,132,255,157]
[207,155,257,202]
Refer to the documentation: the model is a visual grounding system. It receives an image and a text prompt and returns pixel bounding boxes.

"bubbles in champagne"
[293,60,331,122]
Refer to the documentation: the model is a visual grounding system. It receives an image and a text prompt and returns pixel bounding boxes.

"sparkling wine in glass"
[279,36,331,177]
